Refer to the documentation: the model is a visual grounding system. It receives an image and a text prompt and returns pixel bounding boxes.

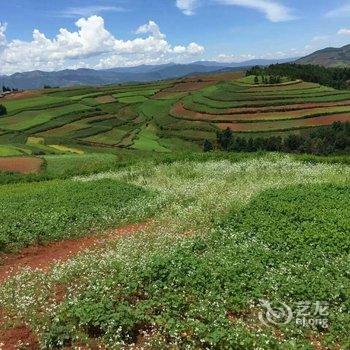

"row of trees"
[204,122,350,155]
[246,64,350,90]
[0,104,7,116]
[254,75,283,85]
[2,86,18,93]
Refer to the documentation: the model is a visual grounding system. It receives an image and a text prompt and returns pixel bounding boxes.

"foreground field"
[1,71,350,158]
[0,153,349,349]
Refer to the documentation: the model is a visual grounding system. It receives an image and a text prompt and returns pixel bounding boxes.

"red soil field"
[0,221,149,349]
[0,157,43,174]
[182,100,350,115]
[0,90,40,101]
[172,102,350,123]
[217,113,350,132]
[163,81,216,92]
[95,95,116,104]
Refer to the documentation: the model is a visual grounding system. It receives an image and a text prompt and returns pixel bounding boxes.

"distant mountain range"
[0,58,296,90]
[296,44,350,67]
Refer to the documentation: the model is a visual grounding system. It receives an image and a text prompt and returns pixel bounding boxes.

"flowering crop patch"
[37,183,347,349]
[0,155,349,349]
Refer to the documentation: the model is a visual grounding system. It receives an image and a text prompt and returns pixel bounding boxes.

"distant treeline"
[246,64,350,90]
[204,122,350,155]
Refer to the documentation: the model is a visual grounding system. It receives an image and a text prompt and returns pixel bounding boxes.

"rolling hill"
[0,70,349,157]
[297,44,350,67]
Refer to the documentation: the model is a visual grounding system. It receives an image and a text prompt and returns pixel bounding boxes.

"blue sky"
[0,0,350,74]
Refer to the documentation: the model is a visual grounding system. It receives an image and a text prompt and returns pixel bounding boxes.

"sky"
[0,0,350,74]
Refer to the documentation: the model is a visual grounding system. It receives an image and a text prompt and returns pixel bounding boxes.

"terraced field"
[0,71,349,157]
[172,76,350,135]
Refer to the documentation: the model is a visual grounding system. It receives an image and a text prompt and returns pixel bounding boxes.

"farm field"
[1,71,349,159]
[0,152,349,349]
[0,71,349,349]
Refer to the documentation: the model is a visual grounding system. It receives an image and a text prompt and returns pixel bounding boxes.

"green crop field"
[0,73,349,155]
[0,153,349,349]
[0,72,349,349]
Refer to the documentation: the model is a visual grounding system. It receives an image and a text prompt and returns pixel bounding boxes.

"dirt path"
[0,222,149,349]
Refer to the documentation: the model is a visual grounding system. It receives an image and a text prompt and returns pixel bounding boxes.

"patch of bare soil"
[0,157,43,174]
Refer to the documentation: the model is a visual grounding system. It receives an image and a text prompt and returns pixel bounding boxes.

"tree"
[218,127,233,151]
[283,134,303,152]
[203,139,213,152]
[254,76,259,84]
[0,104,7,116]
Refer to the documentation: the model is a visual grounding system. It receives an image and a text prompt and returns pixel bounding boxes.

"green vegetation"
[0,178,156,251]
[0,104,91,131]
[2,96,66,113]
[132,125,170,152]
[0,72,349,156]
[0,145,29,156]
[0,154,349,349]
[0,73,348,349]
[247,63,350,90]
[217,121,350,154]
[0,104,7,116]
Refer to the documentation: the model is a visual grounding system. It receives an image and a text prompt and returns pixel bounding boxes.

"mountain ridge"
[0,58,296,90]
[296,44,350,67]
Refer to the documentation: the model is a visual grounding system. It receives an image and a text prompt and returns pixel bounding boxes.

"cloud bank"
[0,16,204,75]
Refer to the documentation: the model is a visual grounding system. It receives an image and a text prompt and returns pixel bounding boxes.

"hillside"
[297,44,350,67]
[0,71,349,158]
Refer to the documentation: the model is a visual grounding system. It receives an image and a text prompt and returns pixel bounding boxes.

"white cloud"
[176,0,199,15]
[214,48,308,63]
[215,0,296,22]
[60,6,126,18]
[326,4,350,18]
[135,21,166,39]
[186,42,205,54]
[338,28,350,35]
[0,17,205,74]
[215,53,256,62]
[0,22,7,54]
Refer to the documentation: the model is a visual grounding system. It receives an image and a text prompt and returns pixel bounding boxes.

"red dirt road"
[0,157,43,174]
[0,222,149,283]
[0,222,149,349]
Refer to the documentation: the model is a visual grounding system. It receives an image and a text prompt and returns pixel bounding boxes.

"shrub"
[0,104,7,116]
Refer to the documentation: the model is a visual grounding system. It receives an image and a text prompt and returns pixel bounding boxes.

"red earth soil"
[0,91,40,101]
[0,157,43,174]
[175,100,350,117]
[217,113,350,132]
[0,222,149,349]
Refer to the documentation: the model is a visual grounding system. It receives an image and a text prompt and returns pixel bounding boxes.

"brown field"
[218,114,350,132]
[163,81,216,93]
[95,95,116,104]
[172,102,350,122]
[187,100,350,115]
[37,114,113,137]
[189,71,245,82]
[0,157,43,173]
[0,90,41,101]
[161,72,245,94]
